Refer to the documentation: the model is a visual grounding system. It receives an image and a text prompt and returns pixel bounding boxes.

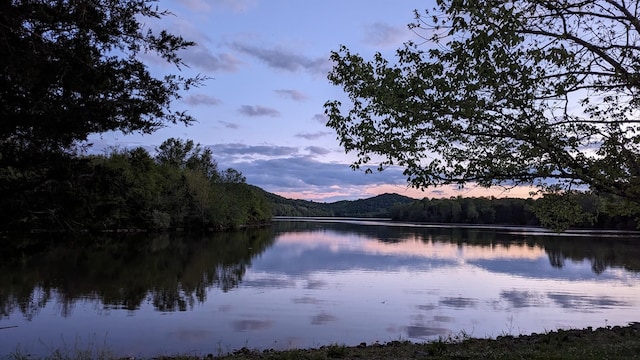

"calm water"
[1,218,640,357]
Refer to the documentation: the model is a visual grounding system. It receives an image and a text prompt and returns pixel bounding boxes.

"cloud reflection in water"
[231,319,274,332]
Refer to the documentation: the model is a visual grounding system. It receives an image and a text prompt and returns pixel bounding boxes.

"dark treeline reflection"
[273,220,640,274]
[2,221,638,322]
[0,229,274,320]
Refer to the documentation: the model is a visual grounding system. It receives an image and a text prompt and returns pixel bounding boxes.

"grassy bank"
[6,324,639,360]
[208,323,640,360]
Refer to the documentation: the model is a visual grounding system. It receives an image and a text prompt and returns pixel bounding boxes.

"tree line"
[0,138,271,232]
[325,1,640,229]
[263,192,415,217]
[389,194,638,231]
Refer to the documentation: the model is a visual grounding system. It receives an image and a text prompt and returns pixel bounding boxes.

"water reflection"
[265,221,640,280]
[0,229,274,321]
[1,220,639,357]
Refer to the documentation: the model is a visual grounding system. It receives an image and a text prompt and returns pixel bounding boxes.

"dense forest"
[0,138,271,232]
[388,194,638,231]
[260,191,415,217]
[259,189,637,231]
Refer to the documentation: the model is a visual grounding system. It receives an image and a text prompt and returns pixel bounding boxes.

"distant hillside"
[251,187,415,217]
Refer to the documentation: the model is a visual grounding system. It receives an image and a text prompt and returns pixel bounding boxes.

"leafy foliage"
[0,138,272,232]
[0,0,204,158]
[324,0,640,227]
[389,194,637,230]
[0,1,227,232]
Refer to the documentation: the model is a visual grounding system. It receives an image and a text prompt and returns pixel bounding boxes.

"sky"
[90,0,534,202]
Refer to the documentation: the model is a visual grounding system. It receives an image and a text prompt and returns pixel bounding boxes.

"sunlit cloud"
[237,105,281,117]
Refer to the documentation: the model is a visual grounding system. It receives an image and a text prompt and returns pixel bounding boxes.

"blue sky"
[90,0,532,202]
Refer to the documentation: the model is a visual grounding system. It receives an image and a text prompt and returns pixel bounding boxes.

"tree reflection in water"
[1,221,638,322]
[274,220,640,273]
[0,229,275,320]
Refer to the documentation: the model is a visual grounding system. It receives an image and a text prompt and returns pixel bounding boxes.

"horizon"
[88,0,534,202]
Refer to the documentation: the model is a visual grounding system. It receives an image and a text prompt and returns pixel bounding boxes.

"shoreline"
[4,323,640,359]
[207,323,640,360]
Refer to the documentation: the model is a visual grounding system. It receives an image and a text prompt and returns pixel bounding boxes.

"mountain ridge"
[250,186,415,217]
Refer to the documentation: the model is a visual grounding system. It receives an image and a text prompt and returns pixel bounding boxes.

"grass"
[7,334,113,360]
[4,324,640,360]
[190,324,640,360]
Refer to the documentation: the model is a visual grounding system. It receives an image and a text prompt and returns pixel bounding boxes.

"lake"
[1,218,639,357]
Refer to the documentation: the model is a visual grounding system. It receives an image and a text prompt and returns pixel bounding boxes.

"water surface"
[1,219,639,357]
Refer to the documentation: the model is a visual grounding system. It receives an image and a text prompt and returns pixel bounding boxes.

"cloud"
[175,0,212,12]
[274,89,308,101]
[181,46,242,72]
[547,293,630,310]
[500,290,545,308]
[213,0,257,12]
[218,121,239,129]
[216,156,412,201]
[183,94,221,106]
[238,105,281,117]
[438,297,478,309]
[305,146,331,155]
[363,22,408,47]
[176,0,257,13]
[210,143,298,157]
[312,113,328,124]
[295,131,333,140]
[231,42,329,74]
[311,312,337,325]
[231,319,274,332]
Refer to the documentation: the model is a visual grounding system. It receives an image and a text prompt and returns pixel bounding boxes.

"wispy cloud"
[181,46,243,72]
[218,121,239,129]
[210,143,298,157]
[238,105,281,117]
[231,42,329,74]
[212,0,257,12]
[312,114,327,124]
[295,131,332,140]
[305,146,331,155]
[363,22,408,47]
[175,0,213,12]
[274,89,308,101]
[175,0,257,13]
[184,94,221,106]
